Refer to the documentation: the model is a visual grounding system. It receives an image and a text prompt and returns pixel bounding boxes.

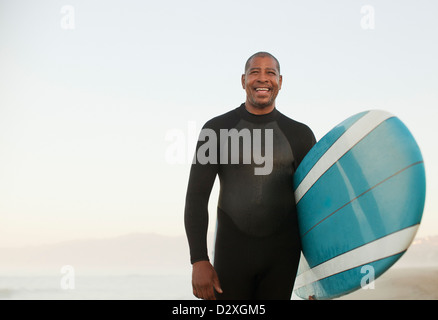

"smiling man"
[243,52,282,114]
[184,52,316,300]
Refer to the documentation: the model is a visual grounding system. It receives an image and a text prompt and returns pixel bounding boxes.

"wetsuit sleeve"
[276,115,316,171]
[296,127,316,167]
[184,123,219,264]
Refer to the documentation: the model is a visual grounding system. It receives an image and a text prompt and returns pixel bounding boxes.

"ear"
[278,75,283,90]
[241,74,246,89]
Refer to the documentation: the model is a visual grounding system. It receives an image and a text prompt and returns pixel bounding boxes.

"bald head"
[244,52,280,75]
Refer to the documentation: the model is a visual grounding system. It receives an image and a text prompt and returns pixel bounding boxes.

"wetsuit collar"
[237,103,279,123]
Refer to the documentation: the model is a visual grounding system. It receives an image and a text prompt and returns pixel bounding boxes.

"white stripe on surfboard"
[294,224,419,289]
[294,110,394,204]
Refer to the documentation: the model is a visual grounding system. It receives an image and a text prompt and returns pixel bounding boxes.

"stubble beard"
[247,94,276,110]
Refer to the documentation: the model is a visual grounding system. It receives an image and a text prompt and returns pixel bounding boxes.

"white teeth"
[256,88,269,91]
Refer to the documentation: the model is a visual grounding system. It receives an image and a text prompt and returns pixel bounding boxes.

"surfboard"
[292,110,426,300]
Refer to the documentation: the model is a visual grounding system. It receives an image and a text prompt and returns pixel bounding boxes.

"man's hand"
[192,260,223,300]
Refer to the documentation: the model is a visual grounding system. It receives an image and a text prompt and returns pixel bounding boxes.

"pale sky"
[0,0,437,247]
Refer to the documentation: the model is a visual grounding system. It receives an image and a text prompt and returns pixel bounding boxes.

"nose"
[256,73,269,83]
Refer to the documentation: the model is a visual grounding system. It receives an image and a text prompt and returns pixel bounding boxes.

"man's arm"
[184,144,218,264]
[184,125,222,299]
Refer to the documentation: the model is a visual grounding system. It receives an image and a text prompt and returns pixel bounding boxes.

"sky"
[0,0,437,247]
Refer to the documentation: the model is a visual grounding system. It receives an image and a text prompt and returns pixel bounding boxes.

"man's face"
[242,56,282,110]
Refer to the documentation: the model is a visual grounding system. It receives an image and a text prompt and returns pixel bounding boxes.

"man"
[184,52,316,300]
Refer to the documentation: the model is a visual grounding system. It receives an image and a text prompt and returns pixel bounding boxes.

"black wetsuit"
[185,103,316,299]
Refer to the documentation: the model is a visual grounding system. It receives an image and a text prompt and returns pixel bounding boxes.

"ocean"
[0,274,194,300]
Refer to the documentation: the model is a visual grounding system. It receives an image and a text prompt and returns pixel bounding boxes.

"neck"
[244,101,275,115]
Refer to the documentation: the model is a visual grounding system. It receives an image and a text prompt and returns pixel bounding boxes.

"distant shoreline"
[1,266,437,300]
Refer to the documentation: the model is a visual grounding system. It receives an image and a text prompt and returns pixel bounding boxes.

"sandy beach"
[338,267,438,300]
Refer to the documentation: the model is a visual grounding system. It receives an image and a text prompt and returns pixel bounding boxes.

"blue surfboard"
[293,110,426,300]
